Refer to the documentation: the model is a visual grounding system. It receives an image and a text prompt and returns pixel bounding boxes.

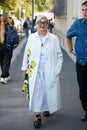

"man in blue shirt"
[66,0,87,121]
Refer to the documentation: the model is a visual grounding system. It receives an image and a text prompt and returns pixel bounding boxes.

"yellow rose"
[27,49,31,56]
[22,83,27,95]
[27,68,32,78]
[30,61,36,68]
[24,80,28,84]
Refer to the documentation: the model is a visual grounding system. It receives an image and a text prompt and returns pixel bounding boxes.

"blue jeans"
[24,28,29,38]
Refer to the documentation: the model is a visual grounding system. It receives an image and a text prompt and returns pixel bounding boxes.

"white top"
[38,36,46,71]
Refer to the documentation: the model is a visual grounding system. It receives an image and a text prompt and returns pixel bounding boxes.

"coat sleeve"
[54,35,63,76]
[21,39,29,71]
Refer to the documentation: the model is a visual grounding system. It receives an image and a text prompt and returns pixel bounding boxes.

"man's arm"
[67,38,73,52]
[67,38,76,56]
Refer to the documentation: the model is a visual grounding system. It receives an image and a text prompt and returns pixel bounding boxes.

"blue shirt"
[66,18,87,65]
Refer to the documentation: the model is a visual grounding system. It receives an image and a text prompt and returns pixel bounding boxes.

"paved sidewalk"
[0,37,87,130]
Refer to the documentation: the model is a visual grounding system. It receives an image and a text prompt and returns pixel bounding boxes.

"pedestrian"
[31,16,37,33]
[48,18,54,33]
[66,0,87,122]
[21,15,63,128]
[0,14,11,84]
[0,15,17,84]
[23,17,31,39]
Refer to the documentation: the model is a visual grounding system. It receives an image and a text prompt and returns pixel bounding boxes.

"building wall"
[54,0,84,62]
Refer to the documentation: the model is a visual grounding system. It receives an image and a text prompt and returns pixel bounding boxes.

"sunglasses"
[37,21,48,26]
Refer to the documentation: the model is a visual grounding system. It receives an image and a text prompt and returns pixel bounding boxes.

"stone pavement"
[0,37,87,130]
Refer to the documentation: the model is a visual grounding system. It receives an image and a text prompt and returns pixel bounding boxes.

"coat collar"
[82,18,87,23]
[34,31,51,40]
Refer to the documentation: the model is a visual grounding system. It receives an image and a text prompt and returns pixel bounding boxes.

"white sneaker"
[5,76,10,82]
[0,77,7,84]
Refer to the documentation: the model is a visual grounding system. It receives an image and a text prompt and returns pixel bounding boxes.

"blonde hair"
[0,15,5,44]
[7,17,14,26]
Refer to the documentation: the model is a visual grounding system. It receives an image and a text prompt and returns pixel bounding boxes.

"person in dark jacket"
[0,15,14,84]
[23,17,31,39]
[48,18,54,33]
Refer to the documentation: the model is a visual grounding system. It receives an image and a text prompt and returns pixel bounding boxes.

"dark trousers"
[76,62,87,111]
[0,44,13,78]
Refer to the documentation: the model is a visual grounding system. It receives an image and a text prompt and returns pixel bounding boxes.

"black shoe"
[34,115,41,128]
[81,112,87,121]
[43,111,50,117]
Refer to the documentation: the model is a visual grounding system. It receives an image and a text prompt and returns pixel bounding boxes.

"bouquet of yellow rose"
[22,49,36,101]
[22,72,29,100]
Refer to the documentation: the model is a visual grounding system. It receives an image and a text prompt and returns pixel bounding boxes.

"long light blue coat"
[21,32,63,113]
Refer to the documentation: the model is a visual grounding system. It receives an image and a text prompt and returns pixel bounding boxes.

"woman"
[0,15,13,84]
[21,15,63,128]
